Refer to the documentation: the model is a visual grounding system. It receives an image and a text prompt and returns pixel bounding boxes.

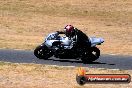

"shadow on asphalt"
[44,58,115,65]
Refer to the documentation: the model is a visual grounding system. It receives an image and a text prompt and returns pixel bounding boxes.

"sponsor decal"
[76,67,131,85]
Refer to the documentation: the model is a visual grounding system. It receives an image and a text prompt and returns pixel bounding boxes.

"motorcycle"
[34,32,104,63]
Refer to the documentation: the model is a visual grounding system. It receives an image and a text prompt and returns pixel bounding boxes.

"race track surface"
[0,49,132,70]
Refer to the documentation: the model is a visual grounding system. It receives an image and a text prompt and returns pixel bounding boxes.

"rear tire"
[34,45,52,59]
[81,47,100,64]
[90,47,100,59]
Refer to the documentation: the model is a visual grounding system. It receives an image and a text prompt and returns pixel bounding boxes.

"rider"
[56,25,91,48]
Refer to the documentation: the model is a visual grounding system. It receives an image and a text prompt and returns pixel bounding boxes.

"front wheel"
[81,47,100,63]
[34,45,52,59]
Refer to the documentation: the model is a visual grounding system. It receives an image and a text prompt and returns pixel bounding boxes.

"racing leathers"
[56,28,91,49]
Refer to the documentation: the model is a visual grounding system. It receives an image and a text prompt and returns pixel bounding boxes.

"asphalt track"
[0,49,132,70]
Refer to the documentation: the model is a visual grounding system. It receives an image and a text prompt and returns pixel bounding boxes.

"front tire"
[34,45,52,59]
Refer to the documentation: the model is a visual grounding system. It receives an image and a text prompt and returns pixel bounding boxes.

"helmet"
[64,25,75,37]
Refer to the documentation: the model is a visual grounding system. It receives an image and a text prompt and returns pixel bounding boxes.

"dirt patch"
[0,62,131,88]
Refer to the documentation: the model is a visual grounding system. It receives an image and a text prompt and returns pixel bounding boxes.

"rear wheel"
[34,45,52,59]
[81,47,100,63]
[90,47,100,59]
